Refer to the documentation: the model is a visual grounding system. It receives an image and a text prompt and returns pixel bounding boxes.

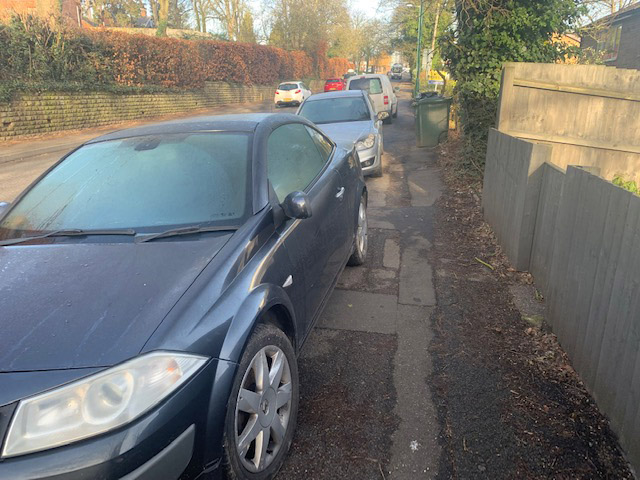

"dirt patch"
[279,328,399,479]
[430,132,633,479]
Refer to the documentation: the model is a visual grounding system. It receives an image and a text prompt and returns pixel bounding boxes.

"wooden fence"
[483,62,640,472]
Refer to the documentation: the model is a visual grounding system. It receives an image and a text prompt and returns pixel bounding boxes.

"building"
[0,0,81,25]
[581,3,640,69]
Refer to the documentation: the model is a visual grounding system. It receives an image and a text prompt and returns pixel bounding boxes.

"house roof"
[590,2,640,26]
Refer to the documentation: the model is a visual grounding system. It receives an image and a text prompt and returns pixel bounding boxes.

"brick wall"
[0,80,328,141]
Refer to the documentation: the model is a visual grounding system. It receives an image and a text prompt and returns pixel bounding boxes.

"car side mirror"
[377,111,389,121]
[394,86,400,92]
[0,202,10,217]
[282,191,312,219]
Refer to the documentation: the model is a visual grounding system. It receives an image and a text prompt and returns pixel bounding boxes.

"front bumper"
[0,359,235,480]
[357,143,381,176]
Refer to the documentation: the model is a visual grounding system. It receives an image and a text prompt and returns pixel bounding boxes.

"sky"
[352,0,383,18]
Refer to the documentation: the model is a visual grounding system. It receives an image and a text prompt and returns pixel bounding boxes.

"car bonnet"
[0,236,231,372]
[318,121,374,150]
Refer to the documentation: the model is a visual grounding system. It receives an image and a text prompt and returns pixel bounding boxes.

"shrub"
[0,15,345,96]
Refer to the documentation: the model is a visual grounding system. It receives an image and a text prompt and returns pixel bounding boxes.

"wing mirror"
[0,202,10,217]
[282,191,312,219]
[377,111,389,121]
[394,86,400,92]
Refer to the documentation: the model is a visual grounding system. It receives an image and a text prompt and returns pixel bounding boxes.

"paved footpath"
[279,87,444,479]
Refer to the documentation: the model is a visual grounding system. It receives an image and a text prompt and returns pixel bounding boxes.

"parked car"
[390,63,403,80]
[297,90,385,177]
[0,113,368,480]
[274,81,311,107]
[324,78,345,92]
[346,74,399,124]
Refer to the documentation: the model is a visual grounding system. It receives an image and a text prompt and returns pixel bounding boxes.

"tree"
[84,0,141,26]
[265,0,348,52]
[190,0,252,40]
[168,0,190,29]
[156,0,169,35]
[389,1,453,77]
[440,0,584,171]
[238,10,256,42]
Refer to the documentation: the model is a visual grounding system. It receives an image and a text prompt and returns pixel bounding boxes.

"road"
[0,86,444,479]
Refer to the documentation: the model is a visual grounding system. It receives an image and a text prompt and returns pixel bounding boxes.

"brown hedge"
[1,15,348,89]
[89,30,346,88]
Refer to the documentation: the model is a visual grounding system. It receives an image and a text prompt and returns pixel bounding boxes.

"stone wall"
[0,80,328,141]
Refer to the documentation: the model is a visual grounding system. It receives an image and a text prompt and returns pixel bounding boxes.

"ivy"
[613,174,639,196]
[440,0,585,174]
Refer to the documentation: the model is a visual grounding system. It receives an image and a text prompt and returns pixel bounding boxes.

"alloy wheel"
[357,200,368,256]
[234,346,293,473]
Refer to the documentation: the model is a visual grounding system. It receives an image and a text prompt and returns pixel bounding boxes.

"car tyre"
[223,323,299,480]
[347,195,368,266]
[393,106,398,119]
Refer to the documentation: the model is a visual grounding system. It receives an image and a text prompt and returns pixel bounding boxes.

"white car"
[346,74,399,124]
[274,81,312,107]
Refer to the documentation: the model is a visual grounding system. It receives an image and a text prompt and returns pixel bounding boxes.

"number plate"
[284,98,292,102]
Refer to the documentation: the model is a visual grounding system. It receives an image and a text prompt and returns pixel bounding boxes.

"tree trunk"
[156,0,169,36]
[425,0,443,84]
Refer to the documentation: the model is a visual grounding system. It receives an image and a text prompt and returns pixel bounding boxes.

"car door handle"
[336,187,345,199]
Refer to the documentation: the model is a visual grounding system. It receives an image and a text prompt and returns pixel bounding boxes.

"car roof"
[87,113,296,143]
[349,74,386,79]
[303,90,365,101]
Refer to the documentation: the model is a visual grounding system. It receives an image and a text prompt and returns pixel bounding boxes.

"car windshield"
[298,97,371,124]
[349,78,383,95]
[0,133,251,239]
[278,83,298,91]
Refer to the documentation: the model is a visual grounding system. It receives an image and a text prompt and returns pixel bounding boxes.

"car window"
[349,78,383,95]
[267,124,328,202]
[305,126,333,162]
[278,83,298,91]
[299,97,371,124]
[0,133,251,236]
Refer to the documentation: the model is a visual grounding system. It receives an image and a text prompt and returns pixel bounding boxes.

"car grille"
[0,402,17,456]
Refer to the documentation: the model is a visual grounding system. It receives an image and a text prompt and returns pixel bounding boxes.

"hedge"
[0,15,348,92]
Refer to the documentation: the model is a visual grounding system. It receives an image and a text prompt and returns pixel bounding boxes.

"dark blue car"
[0,113,368,479]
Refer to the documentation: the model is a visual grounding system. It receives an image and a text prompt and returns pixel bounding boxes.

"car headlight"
[356,134,376,151]
[2,351,208,458]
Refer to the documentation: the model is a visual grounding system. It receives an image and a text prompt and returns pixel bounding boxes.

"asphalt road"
[0,86,444,479]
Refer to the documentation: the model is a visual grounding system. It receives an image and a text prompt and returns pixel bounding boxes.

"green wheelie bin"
[414,93,452,148]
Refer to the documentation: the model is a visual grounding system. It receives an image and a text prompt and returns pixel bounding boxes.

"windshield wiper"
[0,228,137,247]
[135,225,239,243]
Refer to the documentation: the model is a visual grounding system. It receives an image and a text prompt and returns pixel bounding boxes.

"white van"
[346,74,399,124]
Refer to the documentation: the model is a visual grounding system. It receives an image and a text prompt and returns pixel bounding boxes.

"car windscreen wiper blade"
[135,225,240,243]
[0,228,137,247]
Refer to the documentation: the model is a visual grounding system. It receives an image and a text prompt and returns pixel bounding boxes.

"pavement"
[280,86,444,479]
[0,85,445,479]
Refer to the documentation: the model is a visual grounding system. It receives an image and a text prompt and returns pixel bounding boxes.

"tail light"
[295,89,301,94]
[384,95,389,105]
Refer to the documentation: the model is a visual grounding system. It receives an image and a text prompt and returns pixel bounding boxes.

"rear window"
[349,78,383,95]
[278,83,298,91]
[298,97,371,125]
[326,79,341,83]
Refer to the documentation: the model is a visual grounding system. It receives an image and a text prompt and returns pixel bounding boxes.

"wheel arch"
[217,283,299,364]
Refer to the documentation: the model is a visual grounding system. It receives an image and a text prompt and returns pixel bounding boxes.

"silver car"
[297,90,385,177]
